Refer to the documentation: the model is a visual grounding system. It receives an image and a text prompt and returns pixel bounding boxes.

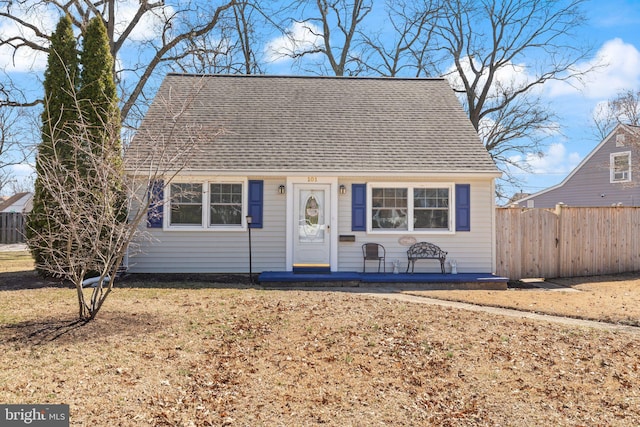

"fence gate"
[0,213,26,244]
[496,208,559,279]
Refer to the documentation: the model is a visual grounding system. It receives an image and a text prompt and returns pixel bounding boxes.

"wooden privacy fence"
[496,205,640,280]
[0,213,26,244]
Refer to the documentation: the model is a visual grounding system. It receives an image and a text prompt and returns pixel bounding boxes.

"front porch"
[258,271,509,290]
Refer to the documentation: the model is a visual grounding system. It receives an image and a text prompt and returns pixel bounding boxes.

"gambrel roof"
[127,74,499,175]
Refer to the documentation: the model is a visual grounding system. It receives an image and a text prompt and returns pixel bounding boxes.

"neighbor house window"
[611,152,631,183]
[369,184,453,232]
[168,180,246,229]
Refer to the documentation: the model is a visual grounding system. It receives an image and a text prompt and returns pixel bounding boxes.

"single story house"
[514,124,640,208]
[125,74,501,274]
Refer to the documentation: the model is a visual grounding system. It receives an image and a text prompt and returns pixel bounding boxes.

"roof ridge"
[165,73,446,82]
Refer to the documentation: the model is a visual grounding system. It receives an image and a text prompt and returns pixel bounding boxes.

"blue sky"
[505,0,640,195]
[2,0,640,198]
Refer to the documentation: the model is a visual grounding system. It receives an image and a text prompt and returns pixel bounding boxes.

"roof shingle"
[127,74,499,175]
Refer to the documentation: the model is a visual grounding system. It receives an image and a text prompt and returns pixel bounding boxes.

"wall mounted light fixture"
[278,185,286,195]
[339,184,347,195]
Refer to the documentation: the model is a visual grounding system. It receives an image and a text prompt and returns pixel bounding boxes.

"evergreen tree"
[78,16,125,225]
[79,17,121,159]
[27,15,79,272]
[27,15,127,318]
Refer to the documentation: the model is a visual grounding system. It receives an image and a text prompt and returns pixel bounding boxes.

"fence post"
[554,203,564,277]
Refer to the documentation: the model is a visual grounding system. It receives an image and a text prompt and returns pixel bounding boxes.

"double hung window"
[413,188,450,229]
[170,183,203,226]
[209,183,243,226]
[369,184,453,232]
[168,180,245,228]
[611,152,631,183]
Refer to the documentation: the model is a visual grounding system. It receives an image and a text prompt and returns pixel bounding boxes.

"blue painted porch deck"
[258,271,509,290]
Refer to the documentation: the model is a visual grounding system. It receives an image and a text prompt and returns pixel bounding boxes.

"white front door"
[293,184,331,268]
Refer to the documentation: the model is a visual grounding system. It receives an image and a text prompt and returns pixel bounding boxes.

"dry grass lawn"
[0,250,35,273]
[412,274,640,327]
[1,251,639,425]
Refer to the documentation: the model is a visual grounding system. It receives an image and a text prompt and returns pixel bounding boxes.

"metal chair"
[362,243,386,273]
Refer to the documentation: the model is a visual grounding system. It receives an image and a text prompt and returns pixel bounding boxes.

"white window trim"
[366,182,456,234]
[164,178,249,231]
[610,152,631,183]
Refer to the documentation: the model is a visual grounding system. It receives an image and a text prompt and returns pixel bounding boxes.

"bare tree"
[280,0,373,76]
[593,89,640,140]
[0,0,238,123]
[358,0,442,77]
[0,170,14,195]
[435,0,593,193]
[0,103,36,187]
[231,1,264,74]
[0,106,24,169]
[168,1,265,75]
[27,78,214,320]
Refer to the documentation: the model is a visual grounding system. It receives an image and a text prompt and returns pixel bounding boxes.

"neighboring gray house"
[514,124,640,208]
[0,192,33,213]
[125,74,501,274]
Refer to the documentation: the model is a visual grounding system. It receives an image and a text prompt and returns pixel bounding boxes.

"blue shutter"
[147,180,164,228]
[248,180,263,228]
[455,184,471,232]
[352,183,367,231]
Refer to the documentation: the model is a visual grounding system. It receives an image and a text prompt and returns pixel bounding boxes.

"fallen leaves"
[0,287,639,425]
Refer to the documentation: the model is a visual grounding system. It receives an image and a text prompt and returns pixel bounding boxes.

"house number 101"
[307,177,318,182]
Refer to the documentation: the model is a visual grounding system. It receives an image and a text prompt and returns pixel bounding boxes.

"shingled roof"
[127,74,499,175]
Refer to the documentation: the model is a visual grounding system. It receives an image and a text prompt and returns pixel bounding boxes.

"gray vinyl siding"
[128,178,286,273]
[129,176,496,274]
[336,177,495,274]
[517,128,640,208]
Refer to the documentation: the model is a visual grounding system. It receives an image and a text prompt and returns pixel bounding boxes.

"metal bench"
[406,242,447,274]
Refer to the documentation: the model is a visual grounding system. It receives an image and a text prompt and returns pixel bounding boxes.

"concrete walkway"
[0,243,28,251]
[360,288,640,335]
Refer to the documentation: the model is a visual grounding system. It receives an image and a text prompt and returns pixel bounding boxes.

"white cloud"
[0,3,56,72]
[591,100,610,123]
[511,143,581,175]
[546,38,640,99]
[0,45,48,73]
[10,163,35,177]
[265,22,323,64]
[1,164,34,195]
[445,57,541,99]
[0,1,174,73]
[114,1,175,42]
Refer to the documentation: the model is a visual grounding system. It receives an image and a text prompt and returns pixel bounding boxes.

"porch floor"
[258,271,509,290]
